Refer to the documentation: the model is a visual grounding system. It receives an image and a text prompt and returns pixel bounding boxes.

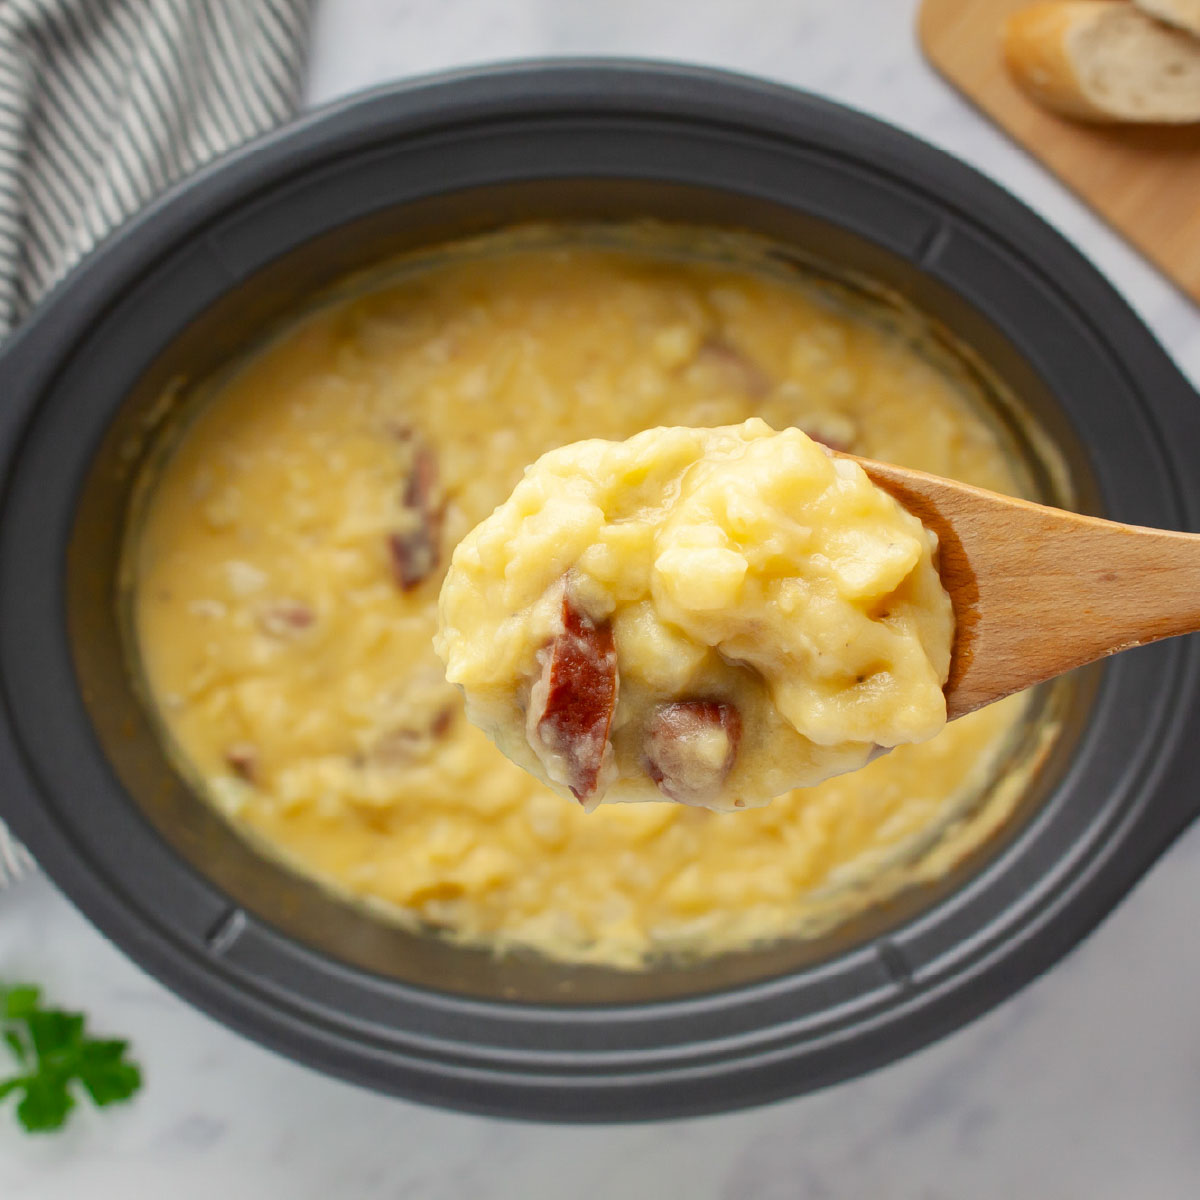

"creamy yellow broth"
[437,421,954,812]
[131,231,1044,968]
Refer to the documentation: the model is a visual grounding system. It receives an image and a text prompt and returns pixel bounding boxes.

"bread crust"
[1003,0,1200,122]
[1004,2,1133,121]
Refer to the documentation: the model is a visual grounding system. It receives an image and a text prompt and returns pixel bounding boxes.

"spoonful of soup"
[435,418,1198,812]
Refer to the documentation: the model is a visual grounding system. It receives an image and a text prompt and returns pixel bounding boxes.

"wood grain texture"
[919,0,1200,305]
[853,455,1200,719]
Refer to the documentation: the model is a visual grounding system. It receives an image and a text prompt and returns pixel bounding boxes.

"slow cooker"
[1,62,1197,1121]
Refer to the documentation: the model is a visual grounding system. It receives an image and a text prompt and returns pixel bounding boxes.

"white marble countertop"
[4,1,1200,1196]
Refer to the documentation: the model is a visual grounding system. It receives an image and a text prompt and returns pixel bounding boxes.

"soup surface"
[132,230,1040,968]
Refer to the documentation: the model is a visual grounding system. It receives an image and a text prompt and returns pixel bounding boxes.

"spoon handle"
[854,457,1200,720]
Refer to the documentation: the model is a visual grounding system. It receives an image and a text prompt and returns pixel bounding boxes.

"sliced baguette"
[1134,0,1200,38]
[1003,1,1200,122]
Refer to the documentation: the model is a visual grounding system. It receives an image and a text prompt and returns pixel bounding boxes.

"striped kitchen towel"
[0,0,314,879]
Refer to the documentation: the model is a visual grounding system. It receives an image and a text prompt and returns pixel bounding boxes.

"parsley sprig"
[1,983,141,1132]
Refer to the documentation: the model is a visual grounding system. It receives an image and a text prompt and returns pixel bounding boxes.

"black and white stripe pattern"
[0,0,313,335]
[0,0,313,878]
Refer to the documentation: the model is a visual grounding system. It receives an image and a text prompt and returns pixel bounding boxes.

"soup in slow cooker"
[128,228,1047,968]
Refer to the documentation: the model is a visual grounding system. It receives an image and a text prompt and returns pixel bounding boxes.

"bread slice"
[1134,0,1200,38]
[1004,1,1200,122]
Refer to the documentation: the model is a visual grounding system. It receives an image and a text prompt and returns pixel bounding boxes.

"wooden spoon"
[846,455,1200,721]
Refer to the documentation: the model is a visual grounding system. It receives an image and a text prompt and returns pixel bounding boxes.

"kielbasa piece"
[805,429,846,453]
[645,700,742,806]
[224,742,259,784]
[389,439,444,591]
[368,704,459,768]
[693,338,771,398]
[529,594,618,804]
[389,527,439,590]
[403,441,438,511]
[257,600,315,638]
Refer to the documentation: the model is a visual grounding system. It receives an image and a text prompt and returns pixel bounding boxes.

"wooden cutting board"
[918,0,1200,304]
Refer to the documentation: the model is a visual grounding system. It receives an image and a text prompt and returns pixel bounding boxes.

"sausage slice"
[389,438,443,590]
[528,592,618,804]
[645,700,741,806]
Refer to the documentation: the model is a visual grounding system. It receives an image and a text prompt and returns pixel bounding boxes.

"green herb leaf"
[3,987,40,1020]
[3,1030,26,1066]
[0,982,141,1134]
[27,1010,84,1060]
[15,1073,75,1133]
[77,1041,141,1107]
